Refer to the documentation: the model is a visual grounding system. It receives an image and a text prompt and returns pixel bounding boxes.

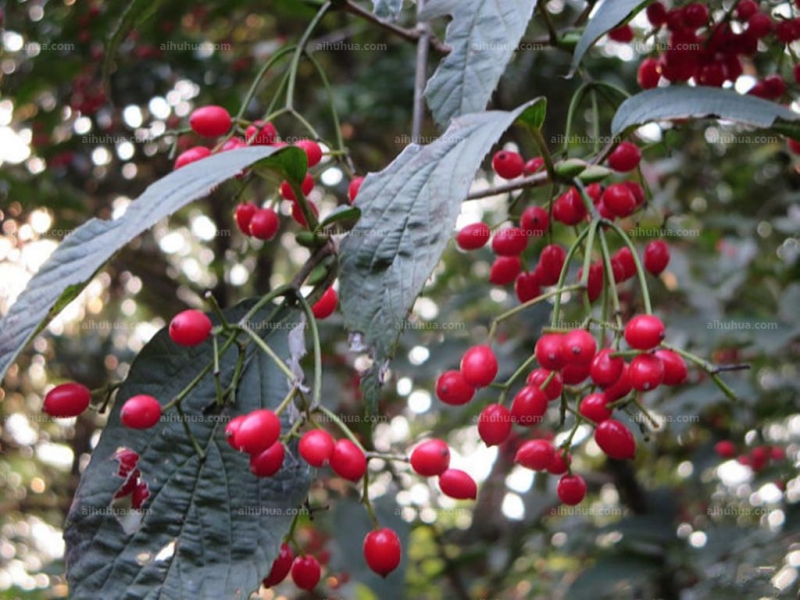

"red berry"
[515,439,555,471]
[348,176,365,203]
[363,528,402,577]
[624,315,666,350]
[456,222,491,250]
[607,142,641,172]
[478,404,512,446]
[291,555,321,591]
[714,440,736,459]
[682,3,709,28]
[174,146,211,169]
[120,395,162,429]
[646,2,668,27]
[629,354,665,391]
[557,474,587,505]
[644,240,670,275]
[637,58,661,89]
[751,446,769,471]
[510,385,548,426]
[548,451,571,475]
[594,419,636,460]
[410,439,450,477]
[290,199,319,228]
[263,543,294,587]
[249,208,280,241]
[526,368,563,401]
[613,247,637,280]
[537,245,567,286]
[435,370,475,405]
[624,181,645,207]
[280,174,315,201]
[250,441,285,477]
[460,345,498,388]
[552,188,587,226]
[736,0,758,20]
[789,139,800,155]
[330,439,367,481]
[654,349,688,385]
[523,157,545,174]
[43,382,92,418]
[590,349,625,387]
[581,262,603,303]
[489,256,521,285]
[235,409,281,455]
[169,309,213,346]
[770,447,786,461]
[794,64,800,85]
[603,363,633,402]
[520,206,549,237]
[608,25,634,43]
[515,271,541,303]
[295,139,322,167]
[312,287,338,320]
[234,203,258,235]
[601,183,637,218]
[492,150,524,179]
[438,469,477,500]
[189,105,231,137]
[299,429,335,467]
[225,415,247,450]
[561,329,597,366]
[221,137,246,152]
[245,120,278,145]
[579,393,613,423]
[491,227,527,256]
[535,334,565,371]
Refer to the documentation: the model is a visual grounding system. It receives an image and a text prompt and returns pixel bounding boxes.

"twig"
[466,171,550,200]
[341,0,450,54]
[412,0,431,143]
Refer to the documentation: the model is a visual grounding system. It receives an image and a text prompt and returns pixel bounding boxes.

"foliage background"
[0,0,799,598]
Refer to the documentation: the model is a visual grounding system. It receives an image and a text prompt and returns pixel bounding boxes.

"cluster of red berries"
[433,312,689,506]
[410,439,478,499]
[42,382,161,430]
[715,439,788,472]
[224,409,287,477]
[69,71,106,116]
[456,144,671,305]
[113,448,149,509]
[620,1,800,93]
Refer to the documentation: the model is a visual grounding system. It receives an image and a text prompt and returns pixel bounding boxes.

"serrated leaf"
[339,99,544,413]
[611,87,800,138]
[568,0,646,77]
[421,0,538,127]
[0,146,304,384]
[373,0,403,19]
[64,301,312,599]
[102,0,168,93]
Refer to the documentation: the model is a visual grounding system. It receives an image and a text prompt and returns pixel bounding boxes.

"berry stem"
[597,228,624,330]
[497,352,536,405]
[204,291,234,331]
[660,342,744,402]
[241,326,296,381]
[286,2,332,111]
[235,44,296,121]
[212,334,225,405]
[603,219,653,315]
[293,291,323,409]
[551,227,593,328]
[306,52,347,158]
[465,171,549,201]
[365,451,410,463]
[315,404,367,453]
[176,403,206,460]
[361,470,380,529]
[490,283,585,340]
[240,284,294,328]
[530,126,557,185]
[631,396,660,429]
[275,387,300,417]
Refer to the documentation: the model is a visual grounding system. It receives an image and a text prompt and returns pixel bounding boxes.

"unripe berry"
[43,382,92,418]
[410,439,450,477]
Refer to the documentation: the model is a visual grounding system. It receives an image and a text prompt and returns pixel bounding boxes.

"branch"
[412,0,431,142]
[465,171,550,200]
[340,0,450,54]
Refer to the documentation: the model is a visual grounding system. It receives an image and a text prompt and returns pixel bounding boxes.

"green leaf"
[0,146,301,384]
[611,87,800,138]
[421,0,539,127]
[339,99,545,413]
[64,301,312,599]
[319,205,362,235]
[568,0,646,77]
[102,0,168,92]
[372,0,403,19]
